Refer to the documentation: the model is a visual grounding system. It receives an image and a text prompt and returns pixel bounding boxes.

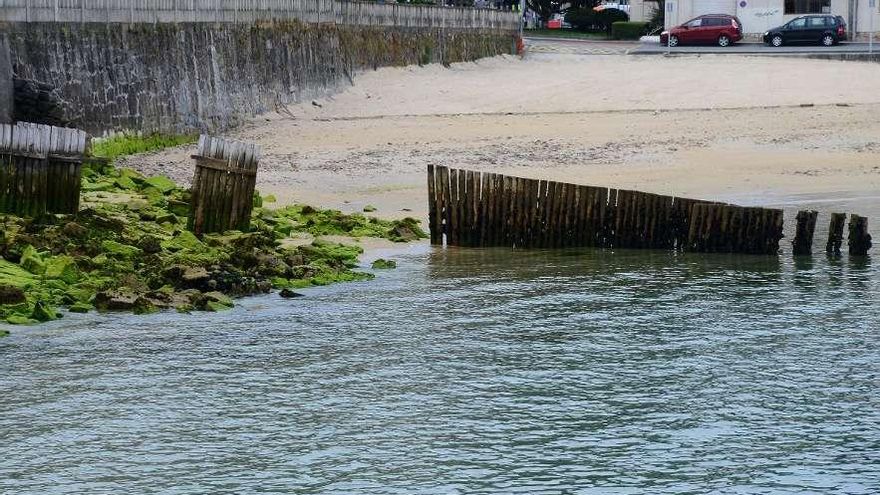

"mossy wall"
[5,22,515,134]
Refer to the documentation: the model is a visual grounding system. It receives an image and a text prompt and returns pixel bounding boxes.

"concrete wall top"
[0,0,521,32]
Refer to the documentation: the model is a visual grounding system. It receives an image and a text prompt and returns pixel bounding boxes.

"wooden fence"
[427,165,786,255]
[0,122,86,217]
[0,0,521,31]
[188,135,261,236]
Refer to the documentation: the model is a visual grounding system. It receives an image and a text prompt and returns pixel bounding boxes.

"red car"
[661,14,743,47]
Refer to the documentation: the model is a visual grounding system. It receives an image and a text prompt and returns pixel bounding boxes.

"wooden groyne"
[188,135,261,236]
[0,122,86,217]
[427,165,787,255]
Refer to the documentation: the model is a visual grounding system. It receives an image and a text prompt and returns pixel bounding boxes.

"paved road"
[631,41,880,55]
[525,37,638,55]
[525,36,880,56]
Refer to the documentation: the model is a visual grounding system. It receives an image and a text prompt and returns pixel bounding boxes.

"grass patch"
[90,133,197,162]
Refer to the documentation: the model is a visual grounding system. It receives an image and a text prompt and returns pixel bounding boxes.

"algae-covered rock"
[204,291,234,308]
[371,259,397,269]
[363,205,377,213]
[264,194,277,203]
[142,175,177,194]
[0,328,8,337]
[132,297,158,315]
[138,235,163,254]
[6,315,36,325]
[19,245,46,275]
[93,289,139,311]
[205,301,233,312]
[31,301,60,322]
[101,240,142,259]
[167,199,190,217]
[161,230,203,252]
[68,302,92,313]
[182,266,210,285]
[114,175,139,191]
[155,213,178,225]
[279,288,304,298]
[0,285,26,304]
[62,222,88,239]
[388,217,427,242]
[44,256,81,284]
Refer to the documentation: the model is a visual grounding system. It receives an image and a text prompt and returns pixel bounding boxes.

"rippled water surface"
[2,246,879,494]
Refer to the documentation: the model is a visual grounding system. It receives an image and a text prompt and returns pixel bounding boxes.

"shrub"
[595,8,629,33]
[565,8,597,31]
[611,21,650,40]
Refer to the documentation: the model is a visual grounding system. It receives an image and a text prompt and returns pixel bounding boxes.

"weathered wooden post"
[0,122,87,217]
[0,35,11,125]
[848,214,872,256]
[791,210,818,255]
[826,212,846,255]
[188,135,261,236]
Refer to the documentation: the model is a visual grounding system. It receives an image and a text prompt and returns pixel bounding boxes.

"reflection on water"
[1,246,879,494]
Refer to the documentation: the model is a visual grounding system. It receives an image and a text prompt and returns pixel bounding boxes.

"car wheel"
[771,35,783,47]
[668,35,679,47]
[822,35,835,46]
[718,35,731,47]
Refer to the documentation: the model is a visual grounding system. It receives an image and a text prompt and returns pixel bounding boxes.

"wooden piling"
[791,210,818,256]
[424,166,852,257]
[0,122,86,217]
[826,212,846,255]
[188,135,261,236]
[848,214,872,256]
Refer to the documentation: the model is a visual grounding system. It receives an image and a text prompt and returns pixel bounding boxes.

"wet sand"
[122,50,880,221]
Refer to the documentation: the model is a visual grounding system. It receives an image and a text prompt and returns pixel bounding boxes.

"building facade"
[631,0,880,36]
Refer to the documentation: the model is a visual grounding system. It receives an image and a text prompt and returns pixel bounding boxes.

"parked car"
[763,15,847,47]
[660,14,743,47]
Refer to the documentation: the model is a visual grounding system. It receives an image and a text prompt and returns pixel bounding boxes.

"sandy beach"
[123,48,880,221]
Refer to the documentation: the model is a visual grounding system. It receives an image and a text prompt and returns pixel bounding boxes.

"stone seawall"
[5,22,515,134]
[0,34,12,124]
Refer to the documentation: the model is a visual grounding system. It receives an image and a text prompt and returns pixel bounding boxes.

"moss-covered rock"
[45,256,81,284]
[142,175,177,194]
[68,302,92,313]
[101,240,142,259]
[0,284,26,304]
[6,315,36,325]
[371,259,397,269]
[0,154,427,324]
[19,245,46,275]
[31,301,60,322]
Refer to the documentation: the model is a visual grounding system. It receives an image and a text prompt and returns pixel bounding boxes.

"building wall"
[855,0,880,35]
[665,0,866,34]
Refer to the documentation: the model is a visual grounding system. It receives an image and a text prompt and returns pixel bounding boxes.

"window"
[806,16,829,27]
[787,17,807,28]
[686,18,702,28]
[784,0,831,14]
[703,17,730,27]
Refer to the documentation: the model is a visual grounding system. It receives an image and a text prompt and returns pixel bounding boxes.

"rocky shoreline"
[0,156,425,330]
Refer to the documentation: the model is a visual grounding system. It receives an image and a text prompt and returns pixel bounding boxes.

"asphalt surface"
[525,36,880,56]
[632,41,880,55]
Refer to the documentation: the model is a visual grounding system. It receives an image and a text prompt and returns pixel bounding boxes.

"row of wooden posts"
[0,123,871,257]
[427,165,872,256]
[0,122,261,236]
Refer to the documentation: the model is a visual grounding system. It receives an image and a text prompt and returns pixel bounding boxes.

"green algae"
[89,133,197,162]
[0,145,427,331]
[371,259,397,269]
